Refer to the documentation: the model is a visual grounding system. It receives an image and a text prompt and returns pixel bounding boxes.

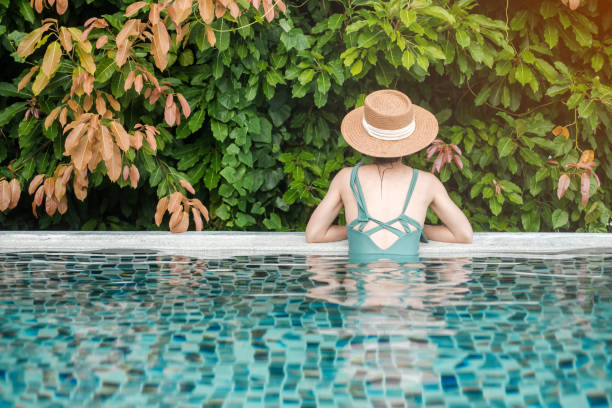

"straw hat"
[341,89,438,158]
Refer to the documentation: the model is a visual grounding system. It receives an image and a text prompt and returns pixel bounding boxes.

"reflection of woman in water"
[305,90,472,263]
[306,255,471,309]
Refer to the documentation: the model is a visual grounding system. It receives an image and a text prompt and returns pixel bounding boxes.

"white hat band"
[362,116,415,141]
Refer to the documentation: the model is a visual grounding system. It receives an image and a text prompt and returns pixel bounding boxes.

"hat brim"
[341,104,438,158]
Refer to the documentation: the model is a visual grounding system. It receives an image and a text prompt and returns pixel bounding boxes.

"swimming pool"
[0,251,610,407]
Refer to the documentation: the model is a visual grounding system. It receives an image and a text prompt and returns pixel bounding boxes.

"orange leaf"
[96,35,108,49]
[155,196,168,226]
[228,0,241,18]
[164,100,176,126]
[129,164,140,188]
[115,41,131,67]
[95,94,107,115]
[134,74,144,94]
[56,0,68,14]
[192,207,203,231]
[109,120,130,152]
[44,106,62,129]
[43,177,55,198]
[8,179,21,209]
[100,125,114,160]
[61,165,73,185]
[116,19,139,46]
[262,0,273,22]
[168,207,182,230]
[252,0,260,9]
[124,1,147,17]
[198,0,214,24]
[191,198,209,222]
[105,93,121,111]
[58,27,73,53]
[149,3,160,24]
[176,93,191,118]
[0,180,10,211]
[105,143,122,181]
[122,165,129,180]
[215,2,226,18]
[88,147,102,171]
[54,176,66,201]
[168,191,182,213]
[58,195,68,214]
[31,71,50,96]
[45,194,58,216]
[174,211,189,233]
[180,179,195,194]
[205,24,216,47]
[18,66,39,91]
[34,185,44,206]
[276,0,286,13]
[131,131,143,150]
[34,0,43,14]
[72,135,92,171]
[151,22,170,71]
[17,26,46,59]
[557,174,570,200]
[83,94,93,111]
[29,174,45,195]
[59,107,68,126]
[145,131,157,151]
[579,149,594,164]
[580,172,590,207]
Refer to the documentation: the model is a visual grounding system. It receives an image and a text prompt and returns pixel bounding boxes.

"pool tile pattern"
[0,251,611,407]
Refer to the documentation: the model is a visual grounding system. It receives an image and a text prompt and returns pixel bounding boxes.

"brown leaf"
[155,196,168,226]
[17,26,46,59]
[129,165,140,188]
[45,194,58,216]
[134,74,144,94]
[95,35,108,49]
[149,3,160,24]
[124,1,147,17]
[95,94,107,115]
[0,180,10,211]
[121,165,129,180]
[145,132,157,151]
[131,131,143,150]
[174,211,189,233]
[34,0,43,14]
[171,0,191,25]
[109,120,130,152]
[151,22,170,71]
[116,19,139,46]
[72,134,92,171]
[198,0,214,23]
[164,99,176,126]
[56,0,68,14]
[100,125,114,161]
[83,94,93,111]
[557,174,570,200]
[88,148,102,171]
[44,106,62,129]
[73,170,88,201]
[58,195,68,214]
[105,143,122,181]
[54,176,66,201]
[180,179,195,194]
[192,207,203,231]
[580,172,590,207]
[29,174,45,195]
[34,185,44,206]
[262,0,273,22]
[18,66,39,91]
[252,0,260,9]
[61,165,73,185]
[59,107,68,126]
[43,177,55,198]
[168,208,182,231]
[8,179,21,209]
[568,0,580,9]
[276,0,286,13]
[205,24,216,47]
[115,41,131,67]
[228,0,240,18]
[168,191,182,213]
[176,93,191,118]
[105,93,120,111]
[579,149,594,164]
[174,104,181,126]
[215,2,226,17]
[191,198,209,221]
[32,200,38,217]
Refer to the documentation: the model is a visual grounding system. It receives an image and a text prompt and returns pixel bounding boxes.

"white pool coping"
[1,231,611,259]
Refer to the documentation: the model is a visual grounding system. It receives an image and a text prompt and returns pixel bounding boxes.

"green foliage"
[0,0,611,232]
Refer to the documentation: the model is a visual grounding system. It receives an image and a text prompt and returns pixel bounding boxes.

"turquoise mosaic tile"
[0,251,611,407]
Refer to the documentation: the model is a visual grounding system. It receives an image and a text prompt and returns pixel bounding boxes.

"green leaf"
[591,54,604,72]
[497,137,515,158]
[357,31,378,48]
[514,63,534,86]
[543,24,559,48]
[19,0,35,23]
[216,28,230,52]
[400,9,416,27]
[534,58,559,83]
[510,10,528,31]
[350,60,363,76]
[328,14,345,30]
[0,82,31,98]
[263,213,283,230]
[519,148,543,166]
[94,58,117,84]
[316,72,331,95]
[455,29,470,48]
[283,188,300,205]
[188,109,206,132]
[0,102,27,126]
[210,120,228,141]
[401,51,415,69]
[489,197,502,216]
[577,99,594,119]
[521,210,540,232]
[298,69,315,85]
[552,209,569,229]
[421,6,455,25]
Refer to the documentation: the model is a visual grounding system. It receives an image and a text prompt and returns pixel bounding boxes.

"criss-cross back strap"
[401,169,419,214]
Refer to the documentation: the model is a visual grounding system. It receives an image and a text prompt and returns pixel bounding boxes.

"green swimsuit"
[347,163,428,263]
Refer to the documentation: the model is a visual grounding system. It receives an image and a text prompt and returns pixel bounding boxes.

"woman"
[305,89,472,261]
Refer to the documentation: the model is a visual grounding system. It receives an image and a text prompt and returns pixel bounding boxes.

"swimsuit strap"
[400,169,419,214]
[349,163,369,220]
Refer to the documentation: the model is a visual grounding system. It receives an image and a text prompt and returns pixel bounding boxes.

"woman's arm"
[423,175,473,243]
[305,170,348,243]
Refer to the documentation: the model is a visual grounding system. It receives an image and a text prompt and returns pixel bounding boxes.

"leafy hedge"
[0,0,610,232]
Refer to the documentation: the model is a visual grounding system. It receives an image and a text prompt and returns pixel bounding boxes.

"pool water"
[0,251,610,407]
